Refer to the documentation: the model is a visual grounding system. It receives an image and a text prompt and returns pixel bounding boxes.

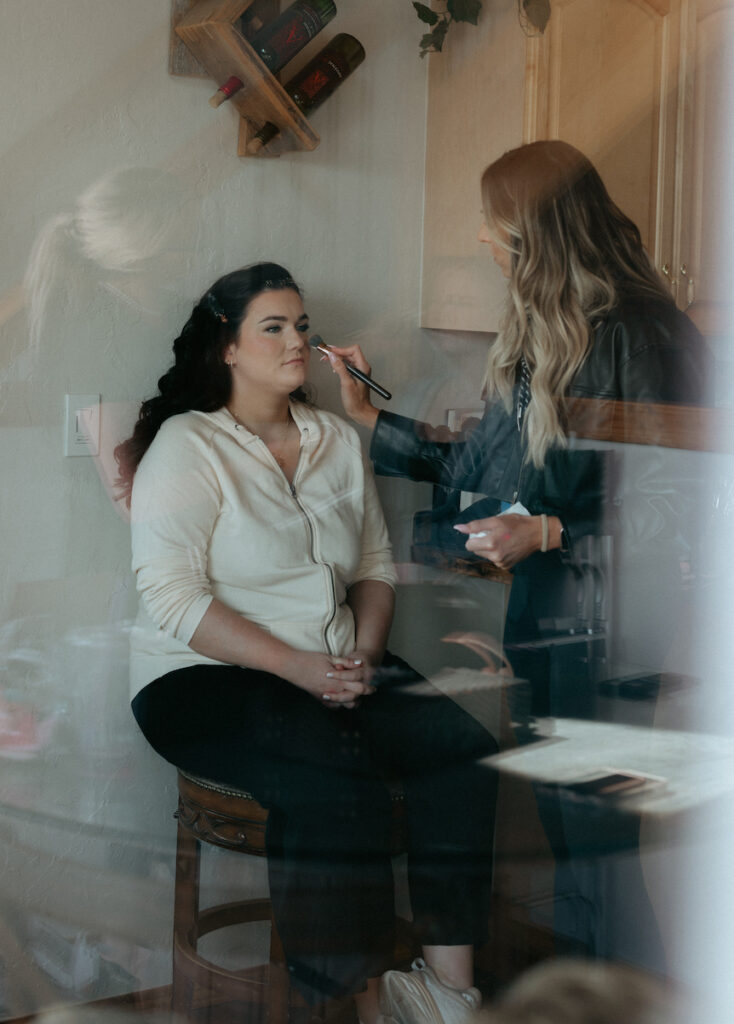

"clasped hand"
[287,650,377,710]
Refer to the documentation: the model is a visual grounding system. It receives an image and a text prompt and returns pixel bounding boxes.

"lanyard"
[516,356,531,433]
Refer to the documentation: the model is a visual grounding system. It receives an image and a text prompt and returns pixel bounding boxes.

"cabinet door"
[677,0,734,334]
[524,0,682,268]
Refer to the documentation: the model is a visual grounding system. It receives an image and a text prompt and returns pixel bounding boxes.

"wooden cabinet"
[677,0,734,334]
[523,0,682,270]
[422,0,734,337]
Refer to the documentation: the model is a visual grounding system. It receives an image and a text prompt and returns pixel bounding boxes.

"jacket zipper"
[251,432,337,654]
[512,461,525,505]
[289,481,338,655]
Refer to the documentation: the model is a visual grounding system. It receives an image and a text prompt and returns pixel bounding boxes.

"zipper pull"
[512,490,518,502]
[290,483,297,497]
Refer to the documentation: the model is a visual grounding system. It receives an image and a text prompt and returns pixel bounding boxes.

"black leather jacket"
[370,293,710,554]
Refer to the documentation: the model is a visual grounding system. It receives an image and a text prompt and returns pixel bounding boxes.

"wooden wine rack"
[170,0,321,157]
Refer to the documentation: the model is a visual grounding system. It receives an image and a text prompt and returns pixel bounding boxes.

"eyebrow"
[257,313,309,324]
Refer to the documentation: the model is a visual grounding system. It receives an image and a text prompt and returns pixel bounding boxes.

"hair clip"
[206,292,229,323]
[264,278,298,291]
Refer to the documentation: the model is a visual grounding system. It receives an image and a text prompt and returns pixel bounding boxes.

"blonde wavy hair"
[481,140,671,467]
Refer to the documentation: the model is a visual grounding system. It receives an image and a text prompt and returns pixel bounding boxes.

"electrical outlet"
[64,394,100,457]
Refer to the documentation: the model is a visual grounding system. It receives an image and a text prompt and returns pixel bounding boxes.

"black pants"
[131,653,498,1002]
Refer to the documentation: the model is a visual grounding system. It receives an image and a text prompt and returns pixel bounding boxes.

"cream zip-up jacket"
[129,403,397,699]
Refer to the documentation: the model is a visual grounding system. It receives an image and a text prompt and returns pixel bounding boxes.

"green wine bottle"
[251,0,337,73]
[247,33,365,154]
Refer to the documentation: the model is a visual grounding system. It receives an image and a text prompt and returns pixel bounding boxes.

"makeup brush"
[309,335,392,400]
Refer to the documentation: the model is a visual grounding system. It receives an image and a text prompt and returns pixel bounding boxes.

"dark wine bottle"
[251,0,337,73]
[247,33,365,154]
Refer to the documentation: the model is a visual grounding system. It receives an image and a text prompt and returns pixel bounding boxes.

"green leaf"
[447,0,482,24]
[413,1,439,25]
[419,18,450,54]
[522,0,550,32]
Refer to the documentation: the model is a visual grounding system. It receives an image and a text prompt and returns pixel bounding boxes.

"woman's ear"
[223,342,237,368]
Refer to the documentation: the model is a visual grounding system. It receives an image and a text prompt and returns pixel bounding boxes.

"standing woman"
[116,263,498,1024]
[328,141,710,965]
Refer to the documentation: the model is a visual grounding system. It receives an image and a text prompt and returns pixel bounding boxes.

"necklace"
[227,407,295,469]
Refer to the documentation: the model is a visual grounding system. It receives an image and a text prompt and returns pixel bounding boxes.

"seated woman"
[115,263,498,1024]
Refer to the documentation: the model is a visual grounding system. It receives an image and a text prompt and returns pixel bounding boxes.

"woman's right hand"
[280,650,376,707]
[322,344,380,430]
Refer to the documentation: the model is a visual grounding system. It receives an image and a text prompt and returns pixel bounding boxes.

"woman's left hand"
[454,513,549,570]
[324,650,378,709]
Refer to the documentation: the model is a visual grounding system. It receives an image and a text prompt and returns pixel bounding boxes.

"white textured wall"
[0,1,502,1014]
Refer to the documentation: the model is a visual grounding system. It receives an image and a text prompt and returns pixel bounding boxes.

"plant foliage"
[413,0,483,56]
[413,0,549,56]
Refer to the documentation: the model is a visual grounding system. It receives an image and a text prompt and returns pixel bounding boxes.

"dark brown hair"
[114,263,306,505]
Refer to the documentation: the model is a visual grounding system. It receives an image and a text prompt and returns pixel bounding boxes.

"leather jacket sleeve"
[370,411,468,486]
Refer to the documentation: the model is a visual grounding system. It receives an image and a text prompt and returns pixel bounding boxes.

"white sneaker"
[379,958,481,1024]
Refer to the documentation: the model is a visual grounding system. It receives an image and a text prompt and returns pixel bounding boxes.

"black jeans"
[131,653,498,1002]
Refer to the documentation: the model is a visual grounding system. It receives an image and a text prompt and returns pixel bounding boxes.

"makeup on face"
[227,290,311,393]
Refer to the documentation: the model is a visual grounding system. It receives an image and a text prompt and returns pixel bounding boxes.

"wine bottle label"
[297,62,340,100]
[294,51,348,103]
[262,5,325,65]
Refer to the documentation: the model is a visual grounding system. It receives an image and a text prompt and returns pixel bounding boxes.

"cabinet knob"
[680,264,695,309]
[661,262,678,298]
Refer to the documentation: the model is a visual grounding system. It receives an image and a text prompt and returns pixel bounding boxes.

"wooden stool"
[172,770,288,1023]
[172,770,409,1024]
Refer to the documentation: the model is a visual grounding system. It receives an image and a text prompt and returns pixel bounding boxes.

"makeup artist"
[328,141,711,965]
[116,263,497,1024]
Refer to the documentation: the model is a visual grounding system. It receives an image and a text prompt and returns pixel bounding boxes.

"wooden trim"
[522,35,547,143]
[567,397,734,452]
[687,300,733,337]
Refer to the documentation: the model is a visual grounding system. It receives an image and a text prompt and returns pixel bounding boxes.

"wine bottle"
[251,0,337,73]
[209,76,244,108]
[247,33,365,154]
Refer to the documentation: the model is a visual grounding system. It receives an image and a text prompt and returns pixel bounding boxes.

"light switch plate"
[64,394,100,457]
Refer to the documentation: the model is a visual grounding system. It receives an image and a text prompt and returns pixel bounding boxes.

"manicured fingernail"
[469,531,488,538]
[326,672,335,678]
[322,694,331,701]
[353,659,362,665]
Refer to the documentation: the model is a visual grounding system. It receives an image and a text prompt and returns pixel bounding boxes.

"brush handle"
[310,336,392,400]
[343,362,392,400]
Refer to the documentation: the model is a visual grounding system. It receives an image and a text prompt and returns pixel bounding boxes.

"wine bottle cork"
[209,76,244,108]
[246,135,266,155]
